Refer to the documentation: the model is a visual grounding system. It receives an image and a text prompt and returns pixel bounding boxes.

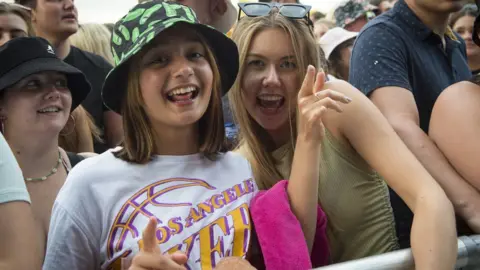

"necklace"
[24,151,62,182]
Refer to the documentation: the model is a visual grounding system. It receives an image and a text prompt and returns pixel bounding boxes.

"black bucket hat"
[102,0,240,114]
[0,37,91,111]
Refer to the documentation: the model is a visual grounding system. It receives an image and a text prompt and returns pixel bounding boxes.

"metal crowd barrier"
[314,235,480,270]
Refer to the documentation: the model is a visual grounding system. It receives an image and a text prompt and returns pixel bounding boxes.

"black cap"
[0,37,91,111]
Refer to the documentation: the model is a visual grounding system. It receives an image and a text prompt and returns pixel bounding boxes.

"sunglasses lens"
[243,4,271,17]
[280,6,307,18]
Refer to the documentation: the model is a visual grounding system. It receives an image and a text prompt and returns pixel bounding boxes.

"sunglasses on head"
[238,2,313,26]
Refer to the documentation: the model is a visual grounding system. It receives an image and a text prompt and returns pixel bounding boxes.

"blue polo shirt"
[349,0,472,249]
[349,0,471,132]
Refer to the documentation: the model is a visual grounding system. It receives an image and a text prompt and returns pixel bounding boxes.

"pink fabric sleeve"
[250,180,330,270]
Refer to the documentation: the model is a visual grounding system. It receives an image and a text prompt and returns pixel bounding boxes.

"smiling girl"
[229,3,457,269]
[43,1,333,270]
[0,36,90,261]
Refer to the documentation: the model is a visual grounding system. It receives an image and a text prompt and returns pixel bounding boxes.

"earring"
[60,114,76,136]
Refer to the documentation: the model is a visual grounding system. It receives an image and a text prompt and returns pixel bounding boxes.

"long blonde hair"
[115,33,226,164]
[69,23,114,65]
[229,12,321,190]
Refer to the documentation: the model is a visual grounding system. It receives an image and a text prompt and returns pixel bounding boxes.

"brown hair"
[114,33,226,164]
[449,4,478,28]
[59,105,103,153]
[0,2,34,35]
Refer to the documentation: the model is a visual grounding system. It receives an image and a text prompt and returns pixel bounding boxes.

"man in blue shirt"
[349,0,479,248]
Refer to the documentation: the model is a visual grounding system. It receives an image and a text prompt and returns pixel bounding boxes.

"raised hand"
[297,65,352,141]
[128,217,188,270]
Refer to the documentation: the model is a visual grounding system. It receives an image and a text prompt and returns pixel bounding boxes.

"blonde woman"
[69,23,114,65]
[43,2,331,269]
[229,2,457,269]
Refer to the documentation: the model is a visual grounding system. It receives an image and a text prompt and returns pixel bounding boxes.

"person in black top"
[349,0,476,248]
[15,0,123,153]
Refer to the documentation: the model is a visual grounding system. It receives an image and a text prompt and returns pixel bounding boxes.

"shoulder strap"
[66,152,85,168]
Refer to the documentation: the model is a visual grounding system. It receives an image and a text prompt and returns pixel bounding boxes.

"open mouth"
[62,14,76,20]
[256,94,285,111]
[166,86,199,104]
[37,106,62,114]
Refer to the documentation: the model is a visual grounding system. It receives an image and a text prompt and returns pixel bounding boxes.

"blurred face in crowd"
[241,28,299,139]
[345,15,368,32]
[314,22,329,40]
[174,0,227,26]
[410,0,468,13]
[453,15,480,58]
[0,12,28,46]
[331,40,355,80]
[0,72,72,137]
[32,0,78,39]
[378,1,394,13]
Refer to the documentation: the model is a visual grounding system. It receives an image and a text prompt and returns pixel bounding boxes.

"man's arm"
[370,87,480,231]
[349,24,480,231]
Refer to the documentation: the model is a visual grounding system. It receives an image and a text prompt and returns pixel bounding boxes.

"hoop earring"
[60,114,76,136]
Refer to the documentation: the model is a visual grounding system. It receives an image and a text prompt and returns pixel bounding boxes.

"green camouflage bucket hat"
[334,0,378,28]
[102,0,240,114]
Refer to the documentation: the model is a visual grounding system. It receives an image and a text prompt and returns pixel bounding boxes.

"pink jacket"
[250,180,330,270]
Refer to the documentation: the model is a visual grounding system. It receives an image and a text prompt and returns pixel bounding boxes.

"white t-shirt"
[43,150,257,270]
[0,132,30,204]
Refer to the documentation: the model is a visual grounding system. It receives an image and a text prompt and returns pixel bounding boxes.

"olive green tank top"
[271,129,399,263]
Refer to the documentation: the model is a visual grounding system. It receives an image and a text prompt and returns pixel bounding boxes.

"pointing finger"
[141,216,160,253]
[298,65,316,99]
[313,70,326,96]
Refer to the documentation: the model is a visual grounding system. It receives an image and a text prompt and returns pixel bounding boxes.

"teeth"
[258,95,283,101]
[168,86,197,96]
[38,107,60,113]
